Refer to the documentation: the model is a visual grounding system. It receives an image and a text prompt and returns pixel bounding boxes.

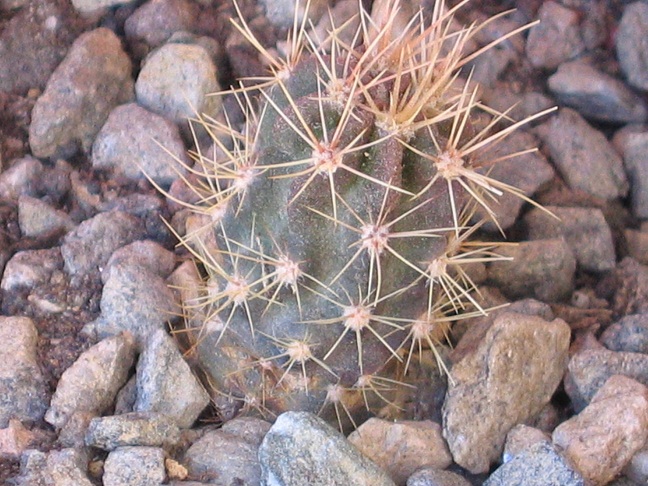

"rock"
[125,0,200,48]
[615,130,648,219]
[0,317,49,427]
[486,238,576,302]
[102,239,176,284]
[567,347,648,411]
[611,258,648,315]
[468,47,516,89]
[473,130,554,231]
[481,88,555,128]
[600,314,648,354]
[103,446,166,486]
[442,312,570,473]
[89,263,177,344]
[45,334,137,428]
[46,448,94,486]
[536,109,629,200]
[525,1,585,69]
[503,425,551,464]
[71,0,135,14]
[92,102,189,187]
[134,329,210,428]
[258,411,396,486]
[348,419,452,485]
[259,0,328,28]
[625,229,648,265]
[548,61,647,124]
[114,375,138,415]
[61,210,144,276]
[0,0,84,94]
[18,195,75,238]
[135,43,221,127]
[624,443,648,484]
[0,248,63,293]
[0,420,40,460]
[14,449,48,486]
[406,468,472,486]
[616,2,648,91]
[58,411,96,448]
[553,375,648,485]
[85,412,181,450]
[29,28,134,159]
[484,442,585,486]
[184,416,271,484]
[524,206,616,272]
[0,156,44,201]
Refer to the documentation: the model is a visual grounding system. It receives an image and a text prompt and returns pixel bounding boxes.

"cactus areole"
[168,0,553,428]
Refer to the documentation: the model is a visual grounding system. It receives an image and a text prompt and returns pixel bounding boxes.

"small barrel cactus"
[167,0,552,428]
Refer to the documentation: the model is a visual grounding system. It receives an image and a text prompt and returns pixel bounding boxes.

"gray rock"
[89,263,177,344]
[135,43,221,127]
[524,206,616,272]
[468,47,516,89]
[71,0,136,14]
[18,195,75,239]
[616,2,648,91]
[481,88,555,129]
[536,108,629,199]
[29,28,134,159]
[548,61,648,124]
[625,229,648,265]
[184,416,271,484]
[61,210,144,276]
[103,446,166,486]
[58,411,96,448]
[624,443,648,484]
[525,1,585,69]
[135,329,209,428]
[442,312,570,474]
[0,156,44,201]
[601,314,648,354]
[503,425,551,464]
[125,0,200,48]
[484,442,585,486]
[259,0,328,28]
[616,130,648,218]
[259,411,396,486]
[14,449,48,486]
[612,258,648,315]
[567,347,648,410]
[85,412,180,450]
[0,317,49,427]
[46,448,94,486]
[0,248,62,293]
[348,419,452,485]
[553,375,648,485]
[486,238,576,302]
[114,375,138,415]
[45,334,137,428]
[406,468,471,486]
[0,0,84,94]
[103,239,176,284]
[92,103,189,187]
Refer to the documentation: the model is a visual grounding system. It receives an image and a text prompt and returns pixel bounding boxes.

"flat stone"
[536,109,629,200]
[348,419,452,485]
[548,61,647,124]
[524,206,616,272]
[103,446,166,486]
[85,412,181,451]
[442,312,570,474]
[553,375,648,485]
[616,2,648,91]
[600,314,648,354]
[29,28,134,159]
[45,334,136,428]
[258,411,396,486]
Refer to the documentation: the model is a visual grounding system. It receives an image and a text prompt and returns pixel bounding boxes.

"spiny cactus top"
[167,0,554,429]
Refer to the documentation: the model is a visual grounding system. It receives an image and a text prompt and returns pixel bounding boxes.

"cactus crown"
[166,0,553,429]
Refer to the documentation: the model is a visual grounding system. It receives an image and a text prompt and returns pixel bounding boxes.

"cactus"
[166,0,553,429]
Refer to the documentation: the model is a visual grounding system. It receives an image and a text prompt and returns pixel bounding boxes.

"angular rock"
[103,446,166,486]
[615,130,648,219]
[29,28,134,159]
[406,468,472,486]
[548,61,647,124]
[18,195,75,239]
[259,412,396,486]
[487,238,576,302]
[125,0,200,48]
[61,210,144,276]
[58,411,96,449]
[348,419,452,485]
[536,109,629,199]
[567,347,648,411]
[442,312,570,473]
[135,43,220,126]
[92,103,189,187]
[134,329,209,428]
[600,314,648,354]
[553,375,648,485]
[103,239,177,284]
[184,416,271,484]
[616,2,648,91]
[0,248,63,293]
[484,442,585,486]
[611,258,648,315]
[0,317,49,427]
[85,412,181,451]
[0,156,44,201]
[0,420,38,460]
[524,206,616,272]
[525,1,585,69]
[46,448,94,486]
[45,334,136,428]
